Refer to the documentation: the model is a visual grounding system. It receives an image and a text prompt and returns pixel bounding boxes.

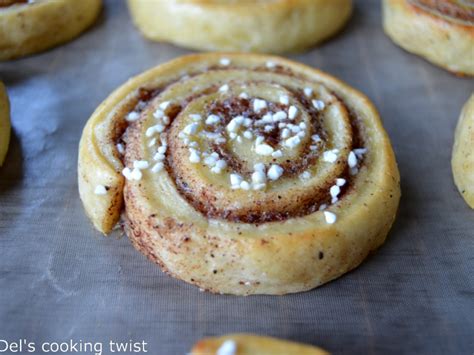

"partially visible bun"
[191,334,329,355]
[383,0,474,76]
[0,81,10,166]
[0,0,101,60]
[127,0,352,53]
[452,94,474,208]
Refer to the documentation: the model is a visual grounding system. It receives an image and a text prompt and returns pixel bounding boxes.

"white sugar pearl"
[243,131,253,139]
[151,162,164,173]
[279,95,289,105]
[312,100,326,111]
[354,148,367,156]
[348,151,358,168]
[206,114,221,125]
[204,155,218,166]
[273,111,287,121]
[227,119,241,133]
[126,111,140,122]
[153,110,164,120]
[285,135,301,149]
[94,185,107,195]
[219,84,229,93]
[230,174,243,187]
[215,160,227,169]
[324,211,337,224]
[336,178,346,186]
[219,58,231,66]
[281,128,290,139]
[267,164,283,181]
[254,163,265,172]
[300,171,311,180]
[189,150,200,163]
[133,160,149,170]
[266,61,276,68]
[159,101,170,110]
[323,150,338,163]
[288,106,298,119]
[189,114,202,121]
[272,150,283,158]
[217,340,237,355]
[253,99,267,113]
[240,181,251,190]
[130,168,142,181]
[116,143,125,155]
[255,144,274,156]
[252,170,266,184]
[330,185,341,198]
[183,122,200,135]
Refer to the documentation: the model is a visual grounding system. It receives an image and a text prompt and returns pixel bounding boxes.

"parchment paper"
[0,1,473,354]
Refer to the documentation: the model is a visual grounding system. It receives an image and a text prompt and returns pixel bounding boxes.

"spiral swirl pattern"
[124,62,370,224]
[409,0,474,24]
[79,54,400,295]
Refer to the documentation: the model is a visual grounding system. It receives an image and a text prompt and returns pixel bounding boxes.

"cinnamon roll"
[0,0,101,60]
[127,0,352,53]
[191,334,328,355]
[78,53,400,295]
[0,81,10,166]
[383,0,474,76]
[452,94,474,208]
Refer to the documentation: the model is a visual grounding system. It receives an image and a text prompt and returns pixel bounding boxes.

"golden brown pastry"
[0,81,10,166]
[452,94,474,208]
[191,334,329,355]
[0,0,101,60]
[127,0,352,53]
[383,0,474,76]
[78,53,400,295]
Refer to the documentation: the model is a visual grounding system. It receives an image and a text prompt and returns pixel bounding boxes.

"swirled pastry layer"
[0,0,101,60]
[0,81,10,166]
[383,0,474,76]
[452,94,474,208]
[127,0,352,53]
[191,334,328,355]
[78,53,400,295]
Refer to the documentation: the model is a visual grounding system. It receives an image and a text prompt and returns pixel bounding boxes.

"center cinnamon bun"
[78,54,400,295]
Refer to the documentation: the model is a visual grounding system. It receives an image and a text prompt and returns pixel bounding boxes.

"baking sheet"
[0,0,473,354]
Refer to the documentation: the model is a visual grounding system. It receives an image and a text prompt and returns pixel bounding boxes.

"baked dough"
[452,94,474,208]
[0,81,10,166]
[383,0,474,76]
[0,0,101,60]
[191,334,328,355]
[78,53,400,295]
[127,0,352,53]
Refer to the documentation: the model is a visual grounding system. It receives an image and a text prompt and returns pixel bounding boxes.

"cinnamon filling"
[410,0,474,23]
[0,0,28,7]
